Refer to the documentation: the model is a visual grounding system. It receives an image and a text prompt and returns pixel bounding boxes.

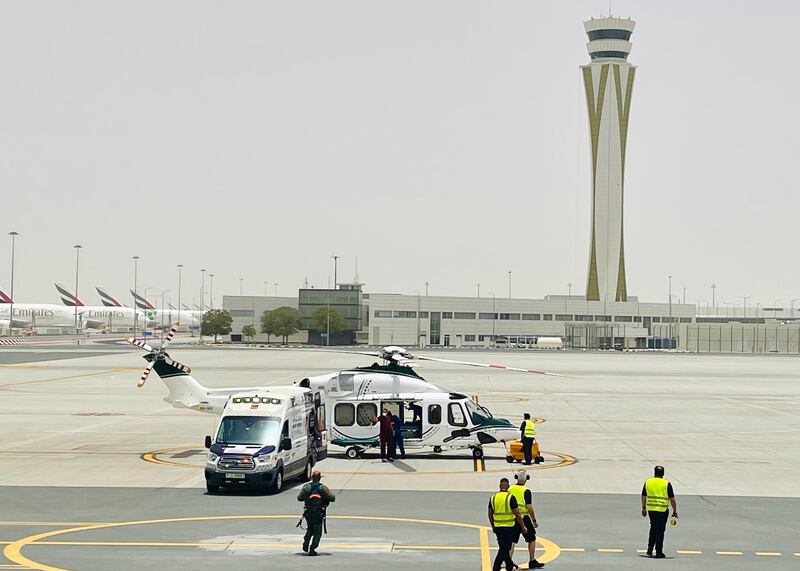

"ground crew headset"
[515,469,530,481]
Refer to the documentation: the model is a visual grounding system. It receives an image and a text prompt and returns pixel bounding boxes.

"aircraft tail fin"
[96,286,123,307]
[130,289,156,310]
[0,289,12,303]
[55,283,84,307]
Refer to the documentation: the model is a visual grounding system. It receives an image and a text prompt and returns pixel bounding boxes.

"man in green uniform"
[298,469,335,556]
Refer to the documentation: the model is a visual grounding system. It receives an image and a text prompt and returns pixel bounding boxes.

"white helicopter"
[127,334,561,459]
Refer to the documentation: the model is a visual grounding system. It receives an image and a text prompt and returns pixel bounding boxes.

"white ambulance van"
[203,386,325,493]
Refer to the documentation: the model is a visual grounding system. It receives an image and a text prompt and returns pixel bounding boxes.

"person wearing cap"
[641,465,677,558]
[519,413,536,465]
[488,477,527,571]
[297,469,336,556]
[509,469,544,568]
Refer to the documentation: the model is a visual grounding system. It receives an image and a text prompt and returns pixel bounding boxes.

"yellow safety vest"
[523,419,536,438]
[645,477,670,512]
[509,484,529,511]
[491,491,516,527]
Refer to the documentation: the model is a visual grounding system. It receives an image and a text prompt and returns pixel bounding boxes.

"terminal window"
[522,314,540,320]
[374,310,392,318]
[542,314,553,320]
[479,313,497,320]
[442,312,453,319]
[394,311,417,318]
[454,312,475,319]
[555,314,573,321]
[464,334,476,341]
[499,313,520,320]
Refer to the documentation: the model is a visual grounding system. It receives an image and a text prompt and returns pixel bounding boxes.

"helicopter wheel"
[472,447,484,460]
[345,447,359,459]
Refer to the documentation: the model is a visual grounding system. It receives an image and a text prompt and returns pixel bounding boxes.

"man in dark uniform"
[641,465,678,558]
[372,408,396,462]
[297,469,335,556]
[519,413,537,465]
[488,477,527,571]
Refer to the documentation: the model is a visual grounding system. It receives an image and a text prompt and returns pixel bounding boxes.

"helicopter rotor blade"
[412,354,564,377]
[137,360,155,388]
[125,337,153,353]
[160,324,178,350]
[164,357,192,374]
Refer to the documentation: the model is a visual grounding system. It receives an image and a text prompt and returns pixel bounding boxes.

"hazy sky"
[2,1,799,309]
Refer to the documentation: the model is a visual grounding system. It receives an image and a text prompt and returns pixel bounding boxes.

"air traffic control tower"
[582,16,636,302]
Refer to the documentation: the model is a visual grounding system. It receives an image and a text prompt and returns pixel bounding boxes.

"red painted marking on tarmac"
[489,364,505,369]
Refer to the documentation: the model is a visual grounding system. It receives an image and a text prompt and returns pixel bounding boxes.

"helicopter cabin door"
[381,400,424,442]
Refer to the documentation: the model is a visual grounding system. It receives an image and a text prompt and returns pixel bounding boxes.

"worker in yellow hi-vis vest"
[519,413,537,465]
[641,465,678,558]
[488,477,527,571]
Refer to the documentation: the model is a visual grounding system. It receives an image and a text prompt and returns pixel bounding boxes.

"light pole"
[425,282,430,296]
[160,290,169,341]
[490,292,496,342]
[239,278,243,296]
[682,286,686,305]
[415,290,421,347]
[209,274,214,309]
[264,281,268,297]
[274,283,278,296]
[508,271,512,299]
[8,232,19,336]
[566,282,572,313]
[476,283,480,298]
[200,269,206,341]
[73,245,82,333]
[176,264,183,325]
[668,275,672,347]
[332,254,339,290]
[132,256,139,337]
[792,298,799,319]
[711,284,717,316]
[740,296,749,318]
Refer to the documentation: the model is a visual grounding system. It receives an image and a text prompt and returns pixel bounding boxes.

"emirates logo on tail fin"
[0,289,12,303]
[54,283,84,307]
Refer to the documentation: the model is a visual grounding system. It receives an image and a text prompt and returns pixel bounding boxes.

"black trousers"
[493,526,516,571]
[303,520,323,552]
[521,437,534,464]
[647,510,669,555]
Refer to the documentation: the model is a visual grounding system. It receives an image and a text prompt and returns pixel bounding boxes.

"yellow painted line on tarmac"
[4,514,562,571]
[0,369,116,389]
[0,523,106,527]
[676,550,702,555]
[717,551,743,555]
[755,552,782,556]
[597,548,624,553]
[479,526,491,571]
[559,547,585,552]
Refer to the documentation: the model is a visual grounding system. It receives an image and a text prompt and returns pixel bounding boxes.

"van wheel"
[206,483,220,494]
[345,447,359,459]
[433,446,443,453]
[300,459,313,482]
[472,447,484,459]
[270,469,283,493]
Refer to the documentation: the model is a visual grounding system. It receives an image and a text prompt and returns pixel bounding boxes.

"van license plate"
[225,473,245,479]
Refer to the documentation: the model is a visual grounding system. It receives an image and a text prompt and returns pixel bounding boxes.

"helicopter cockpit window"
[465,400,490,425]
[356,403,377,426]
[334,403,355,426]
[448,403,467,427]
[428,404,441,424]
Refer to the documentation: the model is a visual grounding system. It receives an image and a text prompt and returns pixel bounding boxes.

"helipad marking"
[2,514,561,571]
[141,446,578,473]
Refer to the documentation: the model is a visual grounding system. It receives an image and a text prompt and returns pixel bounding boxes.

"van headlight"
[207,453,219,465]
[254,454,275,471]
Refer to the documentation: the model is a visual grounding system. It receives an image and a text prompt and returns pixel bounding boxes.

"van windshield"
[215,416,281,446]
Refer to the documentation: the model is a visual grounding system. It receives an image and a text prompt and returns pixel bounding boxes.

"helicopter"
[127,334,561,459]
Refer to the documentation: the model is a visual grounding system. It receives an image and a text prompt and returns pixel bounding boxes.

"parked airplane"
[0,288,106,330]
[52,283,154,330]
[129,289,203,326]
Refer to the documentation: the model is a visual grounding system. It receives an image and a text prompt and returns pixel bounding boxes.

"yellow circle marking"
[141,446,577,473]
[3,515,561,571]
